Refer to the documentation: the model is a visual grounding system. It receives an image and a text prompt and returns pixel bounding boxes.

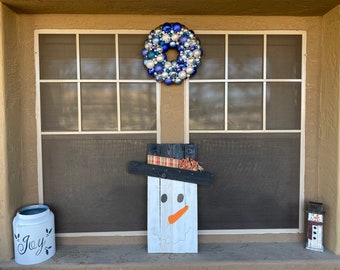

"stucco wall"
[19,13,322,204]
[0,4,22,261]
[10,14,323,250]
[319,5,340,253]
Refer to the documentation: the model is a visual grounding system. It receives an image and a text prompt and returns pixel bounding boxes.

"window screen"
[189,34,303,230]
[38,32,304,233]
[42,134,155,232]
[38,33,157,233]
[192,133,300,229]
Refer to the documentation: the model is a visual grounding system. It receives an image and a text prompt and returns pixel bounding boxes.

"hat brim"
[128,161,213,186]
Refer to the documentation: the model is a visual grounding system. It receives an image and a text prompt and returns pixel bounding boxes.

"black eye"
[177,193,184,203]
[161,194,168,203]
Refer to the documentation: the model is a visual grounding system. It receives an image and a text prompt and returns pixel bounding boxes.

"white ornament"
[178,71,187,80]
[156,55,164,62]
[146,60,155,69]
[164,61,172,69]
[162,34,171,43]
[193,49,201,58]
[186,67,194,74]
[187,58,194,65]
[172,34,179,42]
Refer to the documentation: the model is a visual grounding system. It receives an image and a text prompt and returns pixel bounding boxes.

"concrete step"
[1,242,340,270]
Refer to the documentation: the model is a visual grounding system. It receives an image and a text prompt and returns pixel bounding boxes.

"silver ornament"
[145,60,155,69]
[156,55,164,62]
[178,70,187,80]
[186,66,194,74]
[164,61,172,69]
[193,49,201,58]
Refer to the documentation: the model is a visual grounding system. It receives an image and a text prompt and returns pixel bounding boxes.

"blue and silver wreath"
[142,22,203,85]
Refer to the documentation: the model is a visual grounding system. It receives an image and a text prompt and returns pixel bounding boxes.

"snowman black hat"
[128,143,213,185]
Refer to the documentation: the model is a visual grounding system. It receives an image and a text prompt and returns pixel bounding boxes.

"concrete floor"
[2,242,340,269]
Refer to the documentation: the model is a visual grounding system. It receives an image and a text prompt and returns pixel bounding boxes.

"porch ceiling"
[1,0,339,16]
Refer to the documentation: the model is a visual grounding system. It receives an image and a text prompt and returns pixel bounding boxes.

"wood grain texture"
[148,177,198,253]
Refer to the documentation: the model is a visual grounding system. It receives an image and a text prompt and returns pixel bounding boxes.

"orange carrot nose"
[168,205,189,224]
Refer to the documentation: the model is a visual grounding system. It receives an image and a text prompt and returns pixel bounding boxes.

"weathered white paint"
[148,177,197,253]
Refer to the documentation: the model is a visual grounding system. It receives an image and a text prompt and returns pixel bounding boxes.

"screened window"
[189,33,304,231]
[37,31,305,234]
[37,32,157,233]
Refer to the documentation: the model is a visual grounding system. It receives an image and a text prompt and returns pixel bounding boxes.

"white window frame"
[35,30,160,238]
[185,30,306,235]
[35,30,306,237]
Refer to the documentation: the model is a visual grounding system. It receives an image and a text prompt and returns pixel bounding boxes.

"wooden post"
[160,84,185,143]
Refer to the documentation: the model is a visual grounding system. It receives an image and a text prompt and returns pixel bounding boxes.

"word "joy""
[17,234,46,256]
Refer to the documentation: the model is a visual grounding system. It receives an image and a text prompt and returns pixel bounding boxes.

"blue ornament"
[177,45,184,52]
[179,36,188,44]
[147,51,155,59]
[169,41,176,48]
[164,78,173,85]
[179,63,186,69]
[152,38,160,45]
[162,23,171,33]
[154,63,164,73]
[162,44,169,52]
[175,78,183,84]
[173,23,182,33]
[142,49,148,57]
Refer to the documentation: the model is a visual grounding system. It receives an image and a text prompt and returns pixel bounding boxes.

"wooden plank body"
[147,176,198,253]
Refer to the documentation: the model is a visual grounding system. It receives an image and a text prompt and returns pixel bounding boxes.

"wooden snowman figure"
[306,202,324,252]
[147,144,199,253]
[128,143,213,253]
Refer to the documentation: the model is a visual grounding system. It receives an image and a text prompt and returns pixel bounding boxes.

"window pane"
[228,35,263,79]
[191,35,225,80]
[189,83,225,130]
[119,35,150,80]
[266,82,301,130]
[81,83,117,131]
[79,35,116,79]
[42,134,156,232]
[191,133,300,230]
[267,35,302,79]
[39,35,77,79]
[40,83,78,131]
[120,83,156,131]
[228,83,263,130]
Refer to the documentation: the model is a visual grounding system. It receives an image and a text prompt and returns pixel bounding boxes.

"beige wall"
[0,4,22,261]
[19,14,322,205]
[1,10,337,260]
[319,5,340,253]
[19,14,321,238]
